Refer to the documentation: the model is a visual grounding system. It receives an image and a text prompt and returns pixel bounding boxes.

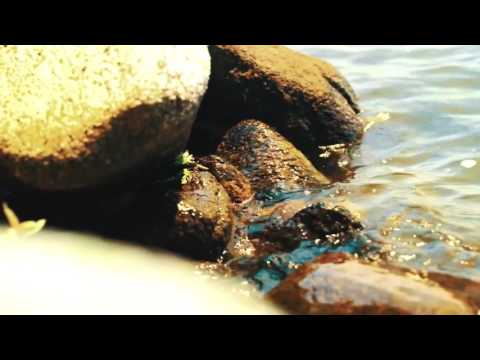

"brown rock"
[198,155,253,204]
[216,119,330,201]
[189,45,363,156]
[426,272,480,312]
[169,170,233,260]
[122,169,233,261]
[268,253,474,315]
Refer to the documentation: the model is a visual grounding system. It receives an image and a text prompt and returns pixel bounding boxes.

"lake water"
[288,45,480,281]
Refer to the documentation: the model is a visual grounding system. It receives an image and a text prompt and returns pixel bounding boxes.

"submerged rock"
[268,253,474,315]
[426,272,480,312]
[263,203,363,250]
[0,45,210,191]
[217,119,330,201]
[189,45,363,156]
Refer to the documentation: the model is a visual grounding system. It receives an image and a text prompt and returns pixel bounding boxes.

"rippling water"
[290,45,480,281]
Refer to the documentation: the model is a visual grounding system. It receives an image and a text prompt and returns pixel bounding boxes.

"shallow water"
[288,45,480,281]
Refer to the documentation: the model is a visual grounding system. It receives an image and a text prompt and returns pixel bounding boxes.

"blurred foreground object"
[0,227,283,315]
[1,202,46,238]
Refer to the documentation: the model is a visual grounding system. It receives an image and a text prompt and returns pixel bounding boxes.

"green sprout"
[175,151,209,185]
[181,168,193,185]
[175,151,195,167]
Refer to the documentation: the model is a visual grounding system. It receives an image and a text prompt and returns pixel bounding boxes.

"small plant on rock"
[0,202,46,239]
[175,151,208,185]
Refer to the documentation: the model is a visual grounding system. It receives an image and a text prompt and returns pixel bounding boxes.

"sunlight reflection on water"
[289,45,480,280]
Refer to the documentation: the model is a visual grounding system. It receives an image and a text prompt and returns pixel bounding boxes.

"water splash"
[250,234,378,293]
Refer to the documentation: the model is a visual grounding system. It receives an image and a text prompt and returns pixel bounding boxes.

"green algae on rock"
[189,45,363,156]
[217,119,331,201]
[0,45,211,191]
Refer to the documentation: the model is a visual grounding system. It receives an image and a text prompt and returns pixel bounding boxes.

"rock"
[169,169,233,260]
[198,155,253,204]
[189,45,363,156]
[268,253,474,315]
[0,228,284,314]
[311,56,361,114]
[0,45,210,191]
[263,203,363,250]
[315,143,357,182]
[216,119,330,201]
[124,169,233,261]
[426,272,480,312]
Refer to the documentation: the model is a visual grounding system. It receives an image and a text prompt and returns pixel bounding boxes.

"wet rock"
[268,253,475,315]
[216,119,330,201]
[169,169,233,260]
[198,155,253,204]
[189,45,363,156]
[315,143,357,182]
[0,45,210,191]
[263,203,363,250]
[124,169,233,261]
[426,272,480,312]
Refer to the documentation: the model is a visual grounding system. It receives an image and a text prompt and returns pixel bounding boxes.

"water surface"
[289,45,480,280]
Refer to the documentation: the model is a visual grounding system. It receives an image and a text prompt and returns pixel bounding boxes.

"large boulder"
[268,253,475,315]
[189,45,363,156]
[0,45,210,190]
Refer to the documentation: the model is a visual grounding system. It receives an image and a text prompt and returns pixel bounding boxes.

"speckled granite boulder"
[189,45,363,155]
[0,45,210,190]
[268,253,475,315]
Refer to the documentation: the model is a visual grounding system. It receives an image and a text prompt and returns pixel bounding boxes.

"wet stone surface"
[261,203,364,251]
[217,119,331,201]
[119,168,233,261]
[268,253,476,315]
[198,155,253,204]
